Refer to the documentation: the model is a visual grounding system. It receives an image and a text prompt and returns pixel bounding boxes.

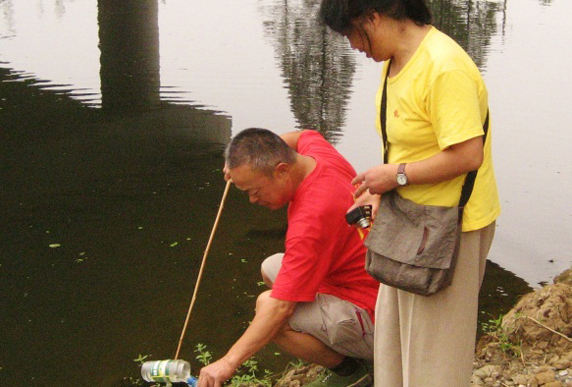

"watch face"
[397,174,408,186]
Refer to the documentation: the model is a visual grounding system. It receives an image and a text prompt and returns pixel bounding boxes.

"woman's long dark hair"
[319,0,432,34]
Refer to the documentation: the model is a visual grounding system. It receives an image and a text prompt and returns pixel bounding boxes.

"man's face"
[229,164,291,210]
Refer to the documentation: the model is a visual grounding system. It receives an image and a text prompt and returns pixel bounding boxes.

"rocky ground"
[471,268,572,386]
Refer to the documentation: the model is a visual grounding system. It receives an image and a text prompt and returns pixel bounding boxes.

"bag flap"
[364,191,460,269]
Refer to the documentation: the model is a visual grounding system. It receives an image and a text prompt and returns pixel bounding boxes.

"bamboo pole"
[174,179,232,359]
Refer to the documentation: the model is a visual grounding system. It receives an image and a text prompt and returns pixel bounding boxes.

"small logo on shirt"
[394,109,400,118]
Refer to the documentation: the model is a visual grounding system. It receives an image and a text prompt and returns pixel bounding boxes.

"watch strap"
[397,163,408,186]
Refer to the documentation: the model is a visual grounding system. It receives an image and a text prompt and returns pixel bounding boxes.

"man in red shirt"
[198,128,379,387]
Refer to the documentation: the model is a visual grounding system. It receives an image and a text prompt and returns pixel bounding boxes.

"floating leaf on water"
[49,244,61,248]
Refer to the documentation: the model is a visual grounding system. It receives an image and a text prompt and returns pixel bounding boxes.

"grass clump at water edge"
[122,344,317,387]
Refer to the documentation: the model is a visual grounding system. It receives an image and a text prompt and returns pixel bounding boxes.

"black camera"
[345,205,372,229]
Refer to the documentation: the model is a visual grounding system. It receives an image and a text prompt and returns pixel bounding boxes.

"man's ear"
[273,162,291,180]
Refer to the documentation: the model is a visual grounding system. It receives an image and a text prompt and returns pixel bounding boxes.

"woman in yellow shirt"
[319,1,500,386]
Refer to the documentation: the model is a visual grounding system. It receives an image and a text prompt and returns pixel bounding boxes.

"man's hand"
[198,357,236,387]
[197,293,296,387]
[223,163,232,182]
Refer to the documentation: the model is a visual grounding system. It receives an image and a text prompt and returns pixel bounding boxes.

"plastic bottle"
[141,359,197,386]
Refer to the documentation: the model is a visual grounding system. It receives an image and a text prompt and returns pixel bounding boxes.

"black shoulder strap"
[459,111,489,208]
[380,62,391,164]
[379,60,489,208]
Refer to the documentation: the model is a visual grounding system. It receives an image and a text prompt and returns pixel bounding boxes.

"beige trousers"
[374,222,495,387]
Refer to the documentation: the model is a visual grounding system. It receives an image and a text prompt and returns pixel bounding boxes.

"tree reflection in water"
[260,0,356,144]
[429,0,502,71]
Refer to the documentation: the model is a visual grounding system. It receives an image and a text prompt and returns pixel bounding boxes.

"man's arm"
[279,130,307,150]
[198,293,296,387]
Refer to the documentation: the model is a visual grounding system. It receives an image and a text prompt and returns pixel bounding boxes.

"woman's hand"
[352,164,399,198]
[351,136,484,199]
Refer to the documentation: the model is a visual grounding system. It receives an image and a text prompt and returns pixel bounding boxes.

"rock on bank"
[472,268,572,386]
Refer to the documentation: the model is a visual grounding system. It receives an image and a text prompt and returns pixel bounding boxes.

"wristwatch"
[396,163,408,186]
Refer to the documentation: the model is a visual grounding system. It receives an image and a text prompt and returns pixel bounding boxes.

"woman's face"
[345,27,374,59]
[345,14,389,62]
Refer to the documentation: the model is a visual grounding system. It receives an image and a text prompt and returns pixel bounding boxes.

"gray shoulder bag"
[364,62,489,296]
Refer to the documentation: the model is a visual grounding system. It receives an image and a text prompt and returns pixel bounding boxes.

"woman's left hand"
[352,164,399,198]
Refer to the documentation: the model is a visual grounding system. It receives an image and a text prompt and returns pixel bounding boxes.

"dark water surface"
[0,0,569,385]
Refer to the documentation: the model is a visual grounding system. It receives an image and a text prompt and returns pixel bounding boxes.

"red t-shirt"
[270,131,379,321]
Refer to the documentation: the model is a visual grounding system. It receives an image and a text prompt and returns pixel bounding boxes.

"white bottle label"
[151,360,172,382]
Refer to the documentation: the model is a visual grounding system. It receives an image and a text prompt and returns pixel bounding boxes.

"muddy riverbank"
[471,268,572,386]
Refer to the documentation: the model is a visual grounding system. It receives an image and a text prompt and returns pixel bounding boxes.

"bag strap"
[380,62,391,164]
[459,112,489,208]
[379,60,489,209]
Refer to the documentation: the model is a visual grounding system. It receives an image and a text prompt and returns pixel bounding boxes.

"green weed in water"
[125,344,282,386]
[195,343,213,366]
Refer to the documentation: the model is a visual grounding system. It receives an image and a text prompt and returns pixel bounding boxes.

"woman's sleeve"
[427,70,485,150]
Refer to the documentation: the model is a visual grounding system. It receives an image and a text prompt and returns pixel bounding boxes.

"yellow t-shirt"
[375,27,500,231]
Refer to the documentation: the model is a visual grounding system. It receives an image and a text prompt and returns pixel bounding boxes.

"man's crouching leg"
[257,291,373,386]
[257,291,344,367]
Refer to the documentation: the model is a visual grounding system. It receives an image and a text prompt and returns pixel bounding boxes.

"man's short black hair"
[225,128,297,177]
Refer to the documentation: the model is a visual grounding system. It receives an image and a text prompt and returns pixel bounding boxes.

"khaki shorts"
[262,253,374,361]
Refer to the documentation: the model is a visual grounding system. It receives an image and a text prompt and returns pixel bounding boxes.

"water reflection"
[0,62,232,386]
[98,0,161,112]
[1,2,232,384]
[260,0,356,143]
[1,0,15,35]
